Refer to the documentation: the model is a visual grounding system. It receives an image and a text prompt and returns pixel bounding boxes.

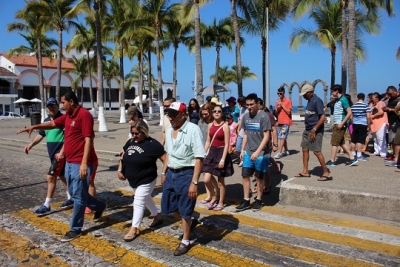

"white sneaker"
[238,161,243,167]
[285,151,290,156]
[274,153,282,159]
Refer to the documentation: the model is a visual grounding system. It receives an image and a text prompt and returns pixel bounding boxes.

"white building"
[0,52,175,115]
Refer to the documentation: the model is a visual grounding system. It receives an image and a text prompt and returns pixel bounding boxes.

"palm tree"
[231,0,243,97]
[103,59,120,111]
[231,65,257,84]
[182,0,212,105]
[66,22,97,114]
[142,0,176,124]
[397,46,400,60]
[65,55,88,104]
[290,0,343,90]
[26,0,78,103]
[209,66,235,86]
[239,0,291,103]
[163,14,194,99]
[205,18,237,96]
[7,6,51,122]
[74,0,108,131]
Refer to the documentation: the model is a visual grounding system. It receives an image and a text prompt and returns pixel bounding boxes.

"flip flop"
[200,199,211,204]
[317,175,333,181]
[294,173,311,177]
[148,219,164,228]
[213,206,225,211]
[123,232,137,242]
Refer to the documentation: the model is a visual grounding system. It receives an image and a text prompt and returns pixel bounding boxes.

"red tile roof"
[0,67,17,77]
[0,53,74,70]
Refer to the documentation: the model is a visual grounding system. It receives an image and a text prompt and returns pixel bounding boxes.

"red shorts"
[89,159,98,181]
[48,158,65,177]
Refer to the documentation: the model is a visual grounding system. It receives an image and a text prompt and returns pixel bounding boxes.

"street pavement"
[0,112,399,266]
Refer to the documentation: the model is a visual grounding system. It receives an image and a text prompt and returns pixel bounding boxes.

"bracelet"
[161,172,165,175]
[118,170,122,172]
[220,159,225,162]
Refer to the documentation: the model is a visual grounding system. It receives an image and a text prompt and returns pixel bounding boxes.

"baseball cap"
[300,84,314,96]
[167,102,187,113]
[46,97,58,106]
[210,97,222,106]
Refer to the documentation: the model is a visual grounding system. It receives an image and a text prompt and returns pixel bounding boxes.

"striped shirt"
[351,102,371,125]
[333,96,350,124]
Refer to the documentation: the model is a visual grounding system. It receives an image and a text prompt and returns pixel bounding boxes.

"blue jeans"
[65,162,106,231]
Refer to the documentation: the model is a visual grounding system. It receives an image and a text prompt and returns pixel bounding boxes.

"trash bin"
[31,112,41,125]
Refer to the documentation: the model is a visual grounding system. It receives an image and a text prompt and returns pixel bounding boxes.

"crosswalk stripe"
[0,227,70,266]
[10,209,167,267]
[115,189,400,258]
[78,194,392,266]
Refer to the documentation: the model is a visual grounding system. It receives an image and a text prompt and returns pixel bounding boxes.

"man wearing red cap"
[161,102,206,256]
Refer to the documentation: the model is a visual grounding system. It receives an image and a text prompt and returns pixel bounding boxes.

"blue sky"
[0,0,399,107]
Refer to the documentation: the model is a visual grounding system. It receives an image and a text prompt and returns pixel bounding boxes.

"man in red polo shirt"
[274,87,293,159]
[17,91,107,242]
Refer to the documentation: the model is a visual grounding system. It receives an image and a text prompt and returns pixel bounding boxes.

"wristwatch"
[192,180,198,185]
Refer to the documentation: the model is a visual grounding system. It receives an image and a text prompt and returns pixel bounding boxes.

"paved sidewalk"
[1,111,399,221]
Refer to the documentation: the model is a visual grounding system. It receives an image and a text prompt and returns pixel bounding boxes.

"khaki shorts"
[300,129,324,152]
[330,125,346,146]
[393,126,400,145]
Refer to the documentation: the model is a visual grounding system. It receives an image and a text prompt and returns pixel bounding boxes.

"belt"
[168,167,194,173]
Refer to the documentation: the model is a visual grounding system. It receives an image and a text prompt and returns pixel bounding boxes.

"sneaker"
[61,230,82,242]
[284,151,290,156]
[60,199,74,209]
[85,207,92,214]
[345,157,358,166]
[93,203,107,222]
[238,161,243,167]
[235,199,251,212]
[252,199,263,212]
[274,153,282,159]
[385,160,398,167]
[357,156,368,162]
[326,160,336,167]
[34,205,51,216]
[173,242,190,256]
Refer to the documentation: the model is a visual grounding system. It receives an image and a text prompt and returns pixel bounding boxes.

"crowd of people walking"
[15,84,400,255]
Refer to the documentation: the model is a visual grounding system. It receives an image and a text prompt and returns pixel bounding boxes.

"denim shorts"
[161,168,196,219]
[277,124,290,139]
[241,152,269,180]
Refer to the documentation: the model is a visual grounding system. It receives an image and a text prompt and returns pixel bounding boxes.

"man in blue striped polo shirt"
[350,93,371,162]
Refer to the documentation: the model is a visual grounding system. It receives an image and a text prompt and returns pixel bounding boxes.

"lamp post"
[265,0,270,109]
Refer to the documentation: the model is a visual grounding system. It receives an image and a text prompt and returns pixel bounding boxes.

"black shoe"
[61,230,82,242]
[93,203,107,222]
[252,199,263,212]
[173,242,190,256]
[235,199,251,212]
[190,218,200,233]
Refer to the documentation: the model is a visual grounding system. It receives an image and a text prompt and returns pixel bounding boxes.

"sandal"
[207,198,219,210]
[200,199,211,204]
[294,173,311,177]
[213,206,225,211]
[124,229,137,242]
[317,175,333,181]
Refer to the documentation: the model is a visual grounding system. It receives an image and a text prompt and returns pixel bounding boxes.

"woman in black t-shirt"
[118,120,166,242]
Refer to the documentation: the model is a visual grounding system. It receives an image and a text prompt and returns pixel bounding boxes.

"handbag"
[206,124,224,155]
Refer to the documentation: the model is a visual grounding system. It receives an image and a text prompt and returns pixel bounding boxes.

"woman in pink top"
[226,113,237,154]
[370,92,388,157]
[202,105,234,211]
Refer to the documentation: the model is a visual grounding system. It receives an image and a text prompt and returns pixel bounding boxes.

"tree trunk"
[108,81,112,111]
[138,54,143,112]
[87,50,96,117]
[56,30,62,103]
[340,0,347,94]
[194,1,203,105]
[36,39,46,123]
[231,0,243,97]
[348,0,357,101]
[330,48,336,90]
[80,79,84,105]
[213,46,220,96]
[119,45,126,123]
[261,37,266,103]
[156,24,164,125]
[147,46,154,120]
[173,43,178,99]
[94,0,107,131]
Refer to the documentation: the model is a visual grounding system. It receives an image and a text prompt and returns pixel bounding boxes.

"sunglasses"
[47,105,57,108]
[201,113,209,116]
[131,132,141,136]
[163,105,170,109]
[277,93,283,95]
[213,110,222,114]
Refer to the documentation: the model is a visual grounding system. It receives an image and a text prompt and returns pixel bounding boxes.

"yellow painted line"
[11,209,167,267]
[81,199,381,267]
[0,228,70,266]
[58,203,270,267]
[196,192,400,238]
